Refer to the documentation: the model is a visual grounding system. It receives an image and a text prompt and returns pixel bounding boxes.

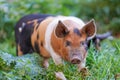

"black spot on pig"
[73,28,81,36]
[36,23,40,30]
[34,41,40,53]
[41,41,43,47]
[37,33,39,40]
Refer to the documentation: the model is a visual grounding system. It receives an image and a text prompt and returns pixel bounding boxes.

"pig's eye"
[65,41,71,47]
[80,41,85,46]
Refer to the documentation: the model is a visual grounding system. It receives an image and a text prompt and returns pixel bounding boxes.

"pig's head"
[55,19,96,64]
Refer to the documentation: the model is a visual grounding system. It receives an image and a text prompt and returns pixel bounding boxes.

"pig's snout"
[71,56,81,64]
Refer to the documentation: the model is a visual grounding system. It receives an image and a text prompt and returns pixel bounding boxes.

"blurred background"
[0,0,120,55]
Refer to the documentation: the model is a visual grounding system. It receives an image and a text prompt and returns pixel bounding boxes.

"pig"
[87,32,112,50]
[15,14,96,80]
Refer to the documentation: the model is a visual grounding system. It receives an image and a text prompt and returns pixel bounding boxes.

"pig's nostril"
[71,59,81,64]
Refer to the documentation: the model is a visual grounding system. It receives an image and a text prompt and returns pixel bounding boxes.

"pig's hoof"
[55,72,67,80]
[80,67,89,77]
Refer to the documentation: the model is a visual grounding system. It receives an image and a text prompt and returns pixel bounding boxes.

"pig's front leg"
[51,53,67,80]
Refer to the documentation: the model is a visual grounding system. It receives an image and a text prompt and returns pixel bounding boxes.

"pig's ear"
[55,20,69,38]
[82,19,96,39]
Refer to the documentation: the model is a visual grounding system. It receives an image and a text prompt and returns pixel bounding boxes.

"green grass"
[0,39,120,80]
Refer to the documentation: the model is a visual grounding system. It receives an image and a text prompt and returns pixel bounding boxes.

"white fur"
[19,27,22,32]
[18,22,26,32]
[44,16,85,64]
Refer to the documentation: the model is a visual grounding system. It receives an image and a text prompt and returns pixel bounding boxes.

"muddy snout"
[70,55,81,64]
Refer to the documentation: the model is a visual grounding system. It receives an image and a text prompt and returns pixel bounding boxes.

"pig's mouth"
[71,57,81,64]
